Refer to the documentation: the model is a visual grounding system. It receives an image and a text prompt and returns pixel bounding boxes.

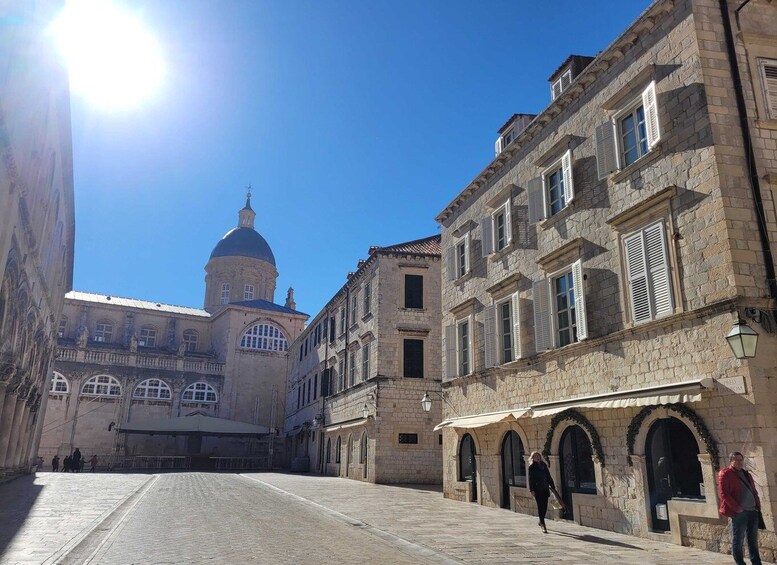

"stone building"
[435,0,777,559]
[0,2,76,480]
[284,235,443,484]
[39,196,308,469]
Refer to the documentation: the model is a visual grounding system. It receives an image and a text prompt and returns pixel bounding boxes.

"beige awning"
[529,377,715,418]
[324,418,369,433]
[433,408,530,431]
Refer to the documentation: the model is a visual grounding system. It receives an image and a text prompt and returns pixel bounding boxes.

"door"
[559,425,596,520]
[459,434,477,502]
[501,431,526,509]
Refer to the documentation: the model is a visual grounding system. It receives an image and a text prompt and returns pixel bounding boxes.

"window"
[363,282,372,315]
[350,294,358,325]
[307,379,311,404]
[482,200,513,256]
[240,323,289,352]
[313,373,318,400]
[182,329,199,352]
[182,382,217,403]
[450,236,470,280]
[403,339,424,378]
[551,68,573,100]
[533,259,588,352]
[57,318,67,338]
[50,372,69,393]
[133,378,172,400]
[404,275,423,309]
[494,127,517,156]
[501,431,527,508]
[445,318,472,378]
[528,150,574,223]
[339,307,346,336]
[338,358,345,391]
[244,284,254,300]
[596,81,660,178]
[459,433,476,483]
[559,425,596,496]
[139,327,157,347]
[349,348,358,387]
[81,375,121,397]
[624,221,674,324]
[361,343,370,381]
[484,294,520,368]
[335,436,341,463]
[94,321,113,343]
[297,386,301,409]
[398,433,418,444]
[220,283,230,305]
[329,317,335,342]
[759,58,777,119]
[326,438,331,463]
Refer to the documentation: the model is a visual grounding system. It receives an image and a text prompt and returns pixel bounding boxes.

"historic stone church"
[39,195,308,469]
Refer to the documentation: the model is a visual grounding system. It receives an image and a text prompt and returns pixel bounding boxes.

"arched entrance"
[645,417,704,531]
[346,434,354,478]
[335,436,341,475]
[500,430,526,509]
[459,433,477,502]
[559,425,595,519]
[360,432,367,479]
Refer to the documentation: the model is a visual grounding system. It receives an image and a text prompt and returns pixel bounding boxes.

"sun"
[50,0,165,109]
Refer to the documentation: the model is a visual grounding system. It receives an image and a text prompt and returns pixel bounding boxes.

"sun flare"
[50,0,165,109]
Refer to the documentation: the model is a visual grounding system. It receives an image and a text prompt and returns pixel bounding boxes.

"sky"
[66,0,651,318]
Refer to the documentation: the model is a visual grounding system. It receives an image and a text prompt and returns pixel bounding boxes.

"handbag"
[758,511,766,530]
[549,492,563,510]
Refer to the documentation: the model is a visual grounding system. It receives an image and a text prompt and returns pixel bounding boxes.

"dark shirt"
[736,469,757,512]
[529,461,555,493]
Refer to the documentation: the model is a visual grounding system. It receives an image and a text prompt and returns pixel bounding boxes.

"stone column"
[10,405,31,468]
[0,397,25,467]
[28,390,49,468]
[0,394,19,466]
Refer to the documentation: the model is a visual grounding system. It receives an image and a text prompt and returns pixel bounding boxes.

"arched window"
[133,378,172,400]
[335,436,341,463]
[501,431,526,508]
[139,326,157,347]
[360,432,367,464]
[459,433,477,482]
[50,372,69,394]
[240,323,288,352]
[559,424,596,518]
[182,329,199,352]
[326,438,331,463]
[81,375,121,397]
[94,321,113,343]
[182,382,218,403]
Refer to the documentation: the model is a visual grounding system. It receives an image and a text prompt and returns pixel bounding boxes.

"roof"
[117,413,270,436]
[65,291,210,318]
[209,227,276,265]
[377,234,441,257]
[229,298,307,316]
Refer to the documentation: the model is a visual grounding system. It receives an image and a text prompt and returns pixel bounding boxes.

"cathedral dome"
[209,227,276,266]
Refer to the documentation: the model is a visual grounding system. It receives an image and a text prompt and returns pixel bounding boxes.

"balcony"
[56,344,224,375]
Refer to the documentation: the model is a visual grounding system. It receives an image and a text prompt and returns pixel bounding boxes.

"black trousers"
[534,490,550,525]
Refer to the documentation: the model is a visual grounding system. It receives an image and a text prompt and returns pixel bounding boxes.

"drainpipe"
[719,0,777,300]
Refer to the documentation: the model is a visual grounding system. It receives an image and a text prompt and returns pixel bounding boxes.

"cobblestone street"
[0,472,739,564]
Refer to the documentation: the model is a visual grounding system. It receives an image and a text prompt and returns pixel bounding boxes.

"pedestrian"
[719,451,763,565]
[37,456,44,470]
[79,457,85,472]
[63,455,71,472]
[90,454,98,472]
[528,451,563,533]
[72,447,82,472]
[51,455,59,472]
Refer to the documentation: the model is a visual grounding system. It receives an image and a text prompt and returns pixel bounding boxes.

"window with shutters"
[458,319,471,375]
[362,343,370,381]
[482,200,513,256]
[759,58,777,120]
[449,235,471,280]
[528,150,575,223]
[494,126,517,156]
[484,294,521,368]
[404,274,424,309]
[338,358,345,391]
[349,348,358,387]
[339,307,347,336]
[350,294,358,325]
[403,339,424,378]
[445,316,473,378]
[363,281,372,315]
[533,259,588,352]
[551,68,572,101]
[623,221,674,324]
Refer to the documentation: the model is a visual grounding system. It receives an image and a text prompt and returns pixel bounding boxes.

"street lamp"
[421,392,432,412]
[361,403,370,419]
[726,318,759,359]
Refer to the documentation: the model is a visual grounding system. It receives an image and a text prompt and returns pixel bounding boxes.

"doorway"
[559,425,596,519]
[459,433,477,502]
[500,431,526,509]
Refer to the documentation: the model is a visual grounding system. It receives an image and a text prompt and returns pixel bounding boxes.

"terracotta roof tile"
[377,234,441,256]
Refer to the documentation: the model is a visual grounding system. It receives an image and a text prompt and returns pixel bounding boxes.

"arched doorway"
[335,436,341,475]
[459,433,477,502]
[559,425,596,519]
[645,417,704,532]
[360,432,367,479]
[500,431,526,509]
[346,434,354,478]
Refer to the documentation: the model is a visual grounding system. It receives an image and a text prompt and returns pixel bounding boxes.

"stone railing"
[56,346,224,375]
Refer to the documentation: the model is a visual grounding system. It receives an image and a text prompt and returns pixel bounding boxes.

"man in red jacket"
[718,452,762,565]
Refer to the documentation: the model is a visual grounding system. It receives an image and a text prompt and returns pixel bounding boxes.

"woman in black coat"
[528,451,556,533]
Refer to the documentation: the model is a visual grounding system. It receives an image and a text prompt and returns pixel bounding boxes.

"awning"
[324,418,369,432]
[286,427,304,438]
[117,413,270,436]
[529,377,715,418]
[433,408,530,431]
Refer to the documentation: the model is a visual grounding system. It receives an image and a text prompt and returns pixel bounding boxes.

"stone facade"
[285,236,444,484]
[435,0,777,560]
[0,2,76,480]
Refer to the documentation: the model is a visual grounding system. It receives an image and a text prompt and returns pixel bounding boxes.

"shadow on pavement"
[549,530,645,550]
[384,483,443,493]
[0,474,43,556]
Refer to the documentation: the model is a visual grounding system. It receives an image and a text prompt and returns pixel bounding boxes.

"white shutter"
[446,247,456,281]
[504,199,513,245]
[527,177,546,223]
[561,70,572,91]
[481,215,494,257]
[463,234,471,274]
[572,259,588,340]
[445,324,457,378]
[644,222,674,318]
[624,232,652,323]
[561,149,574,204]
[551,79,562,101]
[595,122,617,179]
[642,81,660,148]
[483,305,496,369]
[511,292,522,360]
[761,62,777,119]
[533,279,552,352]
[495,137,503,156]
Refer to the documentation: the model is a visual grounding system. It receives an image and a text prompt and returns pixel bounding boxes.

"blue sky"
[69,0,650,317]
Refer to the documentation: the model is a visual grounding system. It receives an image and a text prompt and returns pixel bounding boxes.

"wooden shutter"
[642,81,660,148]
[445,324,457,378]
[504,198,513,245]
[446,247,456,281]
[595,122,617,180]
[527,177,545,223]
[483,305,496,369]
[561,70,572,91]
[561,149,574,204]
[572,259,588,340]
[463,235,471,274]
[481,215,494,257]
[551,79,562,101]
[532,279,552,352]
[494,137,503,156]
[644,222,674,318]
[762,61,777,119]
[624,231,651,323]
[511,292,522,360]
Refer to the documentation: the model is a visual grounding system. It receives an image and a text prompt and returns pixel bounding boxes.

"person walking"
[529,451,558,533]
[63,455,71,472]
[90,455,98,472]
[719,452,763,565]
[72,448,82,473]
[51,455,59,472]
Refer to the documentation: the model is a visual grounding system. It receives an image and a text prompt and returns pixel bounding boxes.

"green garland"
[542,409,605,467]
[626,403,720,473]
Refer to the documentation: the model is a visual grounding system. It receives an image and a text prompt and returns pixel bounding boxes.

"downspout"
[719,0,777,300]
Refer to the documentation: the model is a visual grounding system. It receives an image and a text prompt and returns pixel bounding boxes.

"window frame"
[239,322,289,352]
[220,283,231,305]
[452,235,471,280]
[361,342,370,381]
[363,281,372,316]
[138,326,157,348]
[244,284,254,300]
[758,57,777,120]
[57,318,67,338]
[94,321,113,343]
[402,338,424,378]
[404,274,424,309]
[81,374,121,397]
[182,329,199,352]
[457,317,472,377]
[350,293,358,325]
[182,382,218,403]
[50,372,69,394]
[133,378,172,401]
[533,259,588,352]
[551,68,572,100]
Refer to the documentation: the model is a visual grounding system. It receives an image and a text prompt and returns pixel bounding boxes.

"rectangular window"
[398,433,419,444]
[338,358,345,391]
[299,344,303,362]
[759,58,777,119]
[551,68,572,100]
[482,200,513,256]
[329,317,336,342]
[313,373,318,400]
[139,327,156,347]
[362,343,370,381]
[456,239,469,278]
[403,339,424,378]
[94,322,112,343]
[322,318,328,339]
[350,294,358,325]
[363,282,372,315]
[484,293,521,368]
[404,275,423,309]
[220,283,230,305]
[339,308,346,335]
[244,285,254,300]
[57,319,67,338]
[297,386,301,410]
[624,221,674,324]
[553,271,577,347]
[528,150,574,223]
[349,350,357,387]
[307,379,312,404]
[499,301,513,364]
[618,105,648,167]
[533,259,588,352]
[458,320,470,376]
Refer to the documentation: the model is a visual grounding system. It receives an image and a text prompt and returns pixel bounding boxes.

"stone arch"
[544,409,604,466]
